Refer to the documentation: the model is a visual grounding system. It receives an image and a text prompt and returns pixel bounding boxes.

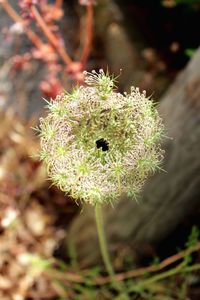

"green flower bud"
[38,70,164,205]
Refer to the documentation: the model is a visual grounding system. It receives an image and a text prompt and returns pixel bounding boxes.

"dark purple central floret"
[96,138,109,151]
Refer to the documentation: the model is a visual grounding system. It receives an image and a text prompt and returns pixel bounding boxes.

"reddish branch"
[1,0,94,72]
[55,0,63,9]
[95,241,200,285]
[80,3,94,70]
[31,5,72,65]
[1,0,43,49]
[47,242,200,286]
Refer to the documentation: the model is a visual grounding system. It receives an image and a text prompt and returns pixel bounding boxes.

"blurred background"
[0,0,200,299]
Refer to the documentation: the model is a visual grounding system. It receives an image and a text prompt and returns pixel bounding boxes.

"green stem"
[95,203,115,280]
[94,204,130,298]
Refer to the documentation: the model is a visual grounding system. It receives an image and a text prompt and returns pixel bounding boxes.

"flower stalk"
[95,204,127,295]
[95,203,115,279]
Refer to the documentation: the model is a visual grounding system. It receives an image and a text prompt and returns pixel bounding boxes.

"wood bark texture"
[94,0,170,97]
[68,47,200,267]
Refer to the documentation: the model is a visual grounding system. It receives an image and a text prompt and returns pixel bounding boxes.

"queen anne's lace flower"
[38,70,164,205]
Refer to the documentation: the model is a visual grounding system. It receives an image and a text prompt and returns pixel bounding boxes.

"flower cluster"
[38,70,164,205]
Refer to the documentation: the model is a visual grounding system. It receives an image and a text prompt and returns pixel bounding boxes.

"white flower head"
[38,70,164,205]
